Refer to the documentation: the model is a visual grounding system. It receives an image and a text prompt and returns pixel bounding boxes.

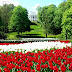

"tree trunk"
[46,34,47,38]
[4,23,5,33]
[65,33,67,40]
[18,30,19,35]
[21,31,22,35]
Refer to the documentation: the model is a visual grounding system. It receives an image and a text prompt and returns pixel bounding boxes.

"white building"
[28,12,38,21]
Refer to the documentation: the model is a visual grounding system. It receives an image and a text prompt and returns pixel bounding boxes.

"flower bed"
[0,41,71,53]
[0,46,72,72]
[0,40,71,72]
[59,40,70,43]
[0,40,70,45]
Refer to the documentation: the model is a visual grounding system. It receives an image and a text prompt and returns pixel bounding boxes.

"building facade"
[28,12,38,21]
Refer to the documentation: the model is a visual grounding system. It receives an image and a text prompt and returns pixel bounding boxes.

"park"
[0,0,72,72]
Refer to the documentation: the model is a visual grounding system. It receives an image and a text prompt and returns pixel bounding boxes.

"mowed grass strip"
[6,22,72,41]
[6,23,46,39]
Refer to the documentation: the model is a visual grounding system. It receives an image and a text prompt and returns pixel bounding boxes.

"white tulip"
[0,41,71,53]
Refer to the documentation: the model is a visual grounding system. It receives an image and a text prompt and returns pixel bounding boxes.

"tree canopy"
[37,0,72,39]
[53,9,62,34]
[9,5,30,34]
[37,4,57,37]
[0,4,15,33]
[61,6,72,39]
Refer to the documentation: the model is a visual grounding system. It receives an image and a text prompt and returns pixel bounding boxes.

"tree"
[53,9,62,34]
[37,6,48,27]
[58,1,67,14]
[0,4,15,33]
[58,1,72,13]
[36,6,42,25]
[67,0,72,2]
[0,7,3,31]
[66,0,72,9]
[0,17,3,31]
[37,6,49,37]
[54,0,72,35]
[38,4,57,37]
[61,6,72,39]
[58,0,72,39]
[46,4,57,34]
[36,6,42,11]
[9,5,30,35]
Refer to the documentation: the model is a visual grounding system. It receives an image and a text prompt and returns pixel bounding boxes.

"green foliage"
[37,1,72,39]
[36,6,42,11]
[61,6,72,39]
[0,0,72,40]
[67,0,72,2]
[70,39,72,42]
[6,21,62,40]
[58,1,72,13]
[0,17,3,31]
[9,5,30,34]
[0,8,3,31]
[38,4,57,35]
[0,31,7,39]
[53,9,62,34]
[58,2,67,13]
[0,4,15,33]
[7,35,18,40]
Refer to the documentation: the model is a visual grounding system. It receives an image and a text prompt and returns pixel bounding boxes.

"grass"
[6,22,46,39]
[6,21,72,41]
[6,32,18,40]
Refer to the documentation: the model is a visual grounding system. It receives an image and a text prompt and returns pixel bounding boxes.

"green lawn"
[6,32,18,40]
[6,23,46,39]
[6,22,72,42]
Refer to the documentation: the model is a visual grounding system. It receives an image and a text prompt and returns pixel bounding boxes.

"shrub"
[0,31,7,39]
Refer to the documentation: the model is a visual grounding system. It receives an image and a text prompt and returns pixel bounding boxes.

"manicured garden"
[0,46,72,72]
[6,21,61,40]
[0,1,72,72]
[0,40,71,72]
[0,40,71,53]
[6,22,72,42]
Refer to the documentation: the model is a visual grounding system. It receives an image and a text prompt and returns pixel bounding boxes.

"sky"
[0,0,64,14]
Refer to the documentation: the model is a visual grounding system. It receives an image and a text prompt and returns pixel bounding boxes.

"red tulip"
[60,65,66,72]
[0,69,1,72]
[4,68,10,72]
[32,69,35,72]
[17,71,21,72]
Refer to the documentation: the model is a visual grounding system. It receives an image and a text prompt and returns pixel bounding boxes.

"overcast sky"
[0,0,64,14]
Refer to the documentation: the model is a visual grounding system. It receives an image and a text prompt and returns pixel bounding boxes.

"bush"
[70,35,72,39]
[0,31,7,39]
[7,35,18,40]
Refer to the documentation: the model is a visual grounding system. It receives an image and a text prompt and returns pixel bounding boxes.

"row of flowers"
[0,40,70,45]
[0,46,72,72]
[0,41,71,53]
